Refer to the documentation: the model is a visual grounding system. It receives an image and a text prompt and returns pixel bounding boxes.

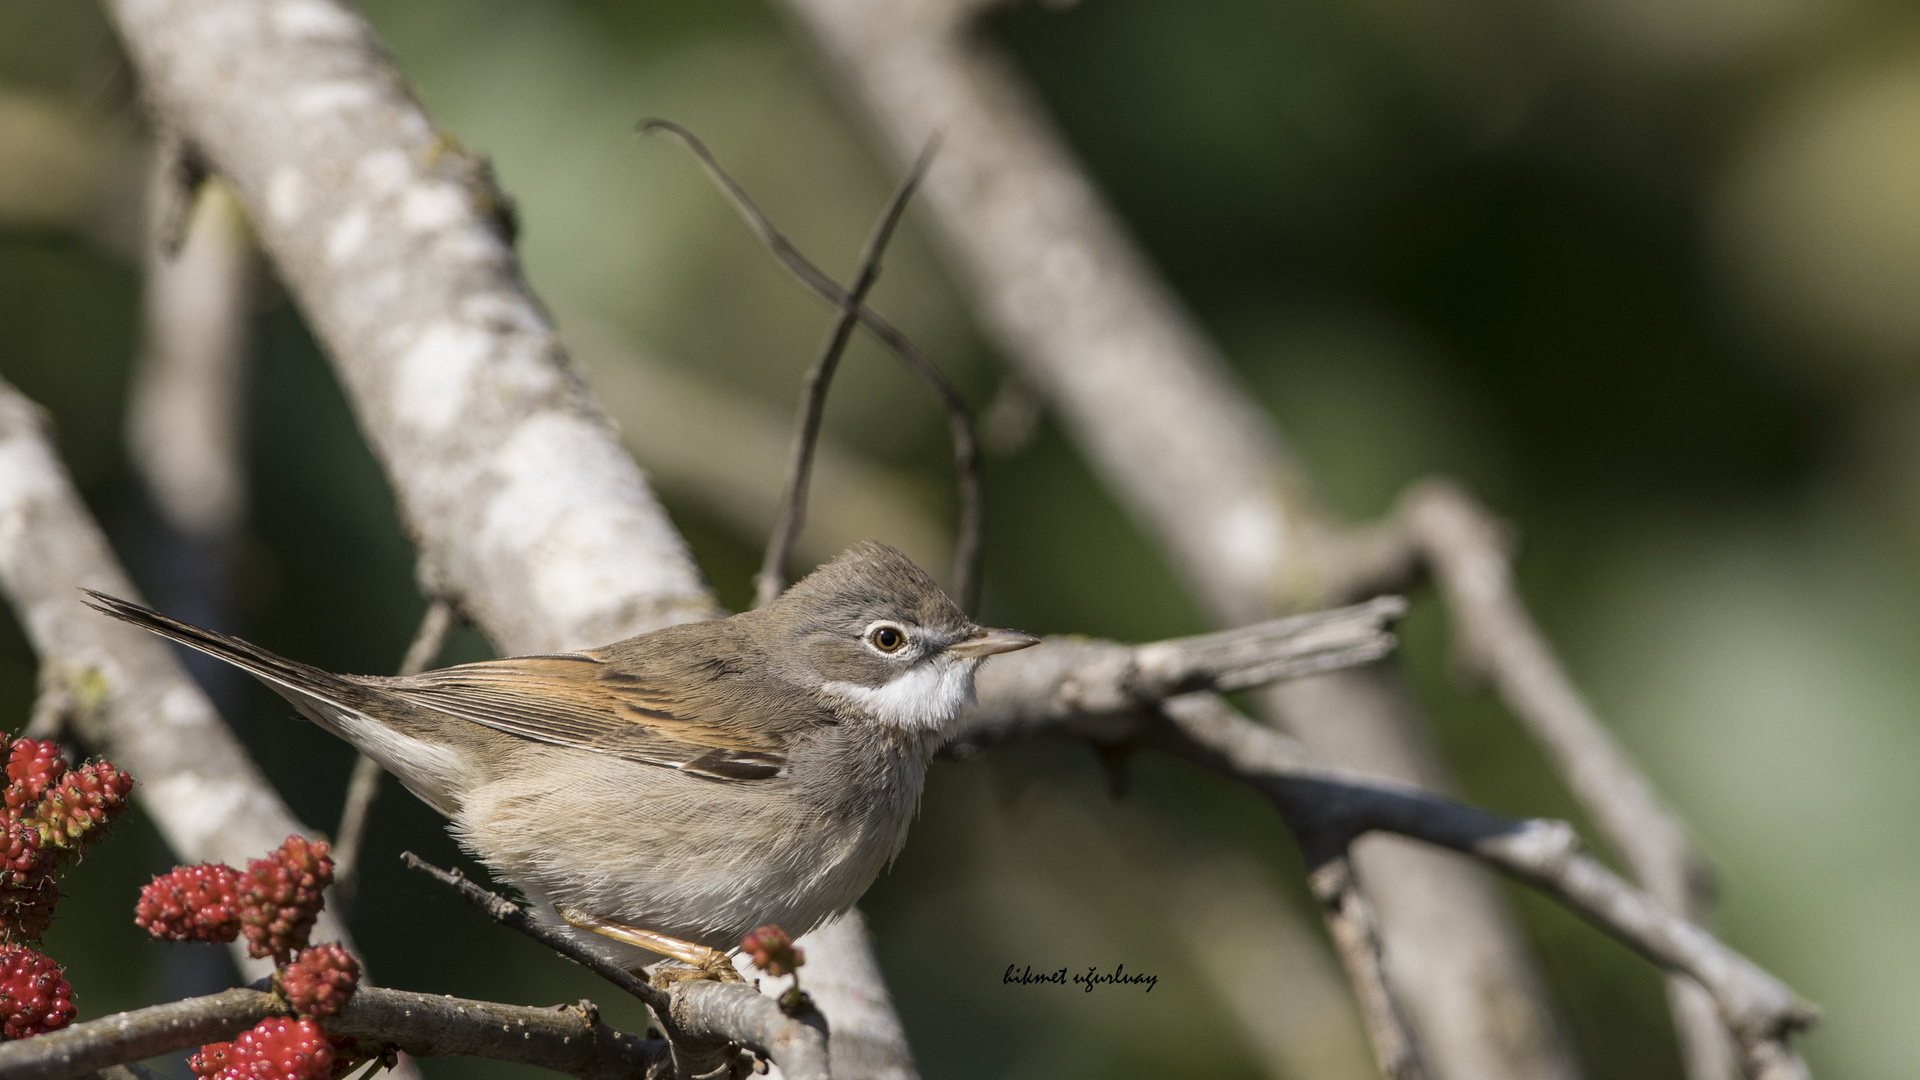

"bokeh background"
[3,0,1919,1077]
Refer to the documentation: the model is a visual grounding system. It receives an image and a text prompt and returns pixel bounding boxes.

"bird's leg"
[558,907,745,983]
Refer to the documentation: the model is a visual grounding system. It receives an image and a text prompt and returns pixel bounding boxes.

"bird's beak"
[947,627,1042,659]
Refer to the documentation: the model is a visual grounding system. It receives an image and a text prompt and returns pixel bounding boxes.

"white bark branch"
[0,379,350,980]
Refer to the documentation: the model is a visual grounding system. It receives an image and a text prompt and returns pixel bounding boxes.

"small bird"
[87,541,1038,971]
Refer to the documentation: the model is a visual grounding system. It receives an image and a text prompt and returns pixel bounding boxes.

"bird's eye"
[868,625,908,653]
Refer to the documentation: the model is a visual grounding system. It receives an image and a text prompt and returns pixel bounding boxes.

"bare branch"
[1307,857,1429,1080]
[400,852,668,1014]
[638,120,981,606]
[397,852,830,1080]
[0,986,671,1080]
[333,600,457,898]
[957,634,1816,1076]
[1400,479,1739,1077]
[0,378,353,980]
[757,140,937,608]
[948,597,1404,753]
[1144,694,1815,1078]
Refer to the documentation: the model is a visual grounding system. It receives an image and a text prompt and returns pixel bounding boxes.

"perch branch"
[0,378,354,980]
[757,139,937,608]
[400,853,830,1080]
[1400,479,1737,1078]
[639,119,981,605]
[0,986,670,1080]
[399,852,668,1013]
[333,600,457,898]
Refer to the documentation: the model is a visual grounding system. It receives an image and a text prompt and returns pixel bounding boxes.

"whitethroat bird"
[87,541,1038,973]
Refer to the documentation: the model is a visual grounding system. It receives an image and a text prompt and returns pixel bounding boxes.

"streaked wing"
[381,654,787,781]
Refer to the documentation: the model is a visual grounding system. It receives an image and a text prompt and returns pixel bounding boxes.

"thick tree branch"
[0,378,351,980]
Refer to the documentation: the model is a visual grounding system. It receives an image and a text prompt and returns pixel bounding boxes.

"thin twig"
[400,852,669,1012]
[638,119,982,610]
[400,853,831,1080]
[1305,856,1429,1080]
[755,140,938,608]
[333,601,457,899]
[0,985,670,1080]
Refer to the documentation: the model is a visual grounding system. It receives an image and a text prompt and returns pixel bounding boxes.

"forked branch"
[639,119,981,609]
[756,140,939,608]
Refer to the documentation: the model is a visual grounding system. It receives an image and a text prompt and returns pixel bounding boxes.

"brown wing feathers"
[83,590,788,782]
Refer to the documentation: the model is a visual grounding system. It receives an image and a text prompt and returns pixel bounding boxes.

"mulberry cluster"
[191,1018,333,1080]
[240,836,334,963]
[27,762,133,849]
[0,944,75,1040]
[0,738,132,943]
[136,863,242,943]
[740,925,804,978]
[280,944,359,1018]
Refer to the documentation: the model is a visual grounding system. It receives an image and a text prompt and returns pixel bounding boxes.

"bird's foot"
[559,906,745,983]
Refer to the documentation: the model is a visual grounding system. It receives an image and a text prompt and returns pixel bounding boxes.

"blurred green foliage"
[5,0,1920,1077]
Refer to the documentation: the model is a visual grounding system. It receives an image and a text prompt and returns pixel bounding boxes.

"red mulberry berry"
[3,741,64,819]
[239,836,332,963]
[137,864,242,943]
[0,823,44,883]
[228,1018,332,1080]
[190,1041,235,1078]
[28,761,133,851]
[740,925,803,978]
[281,943,358,1018]
[0,944,75,1039]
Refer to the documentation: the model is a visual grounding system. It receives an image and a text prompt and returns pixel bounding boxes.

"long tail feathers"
[81,589,357,707]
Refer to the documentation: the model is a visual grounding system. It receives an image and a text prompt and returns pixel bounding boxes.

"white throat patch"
[821,655,978,732]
